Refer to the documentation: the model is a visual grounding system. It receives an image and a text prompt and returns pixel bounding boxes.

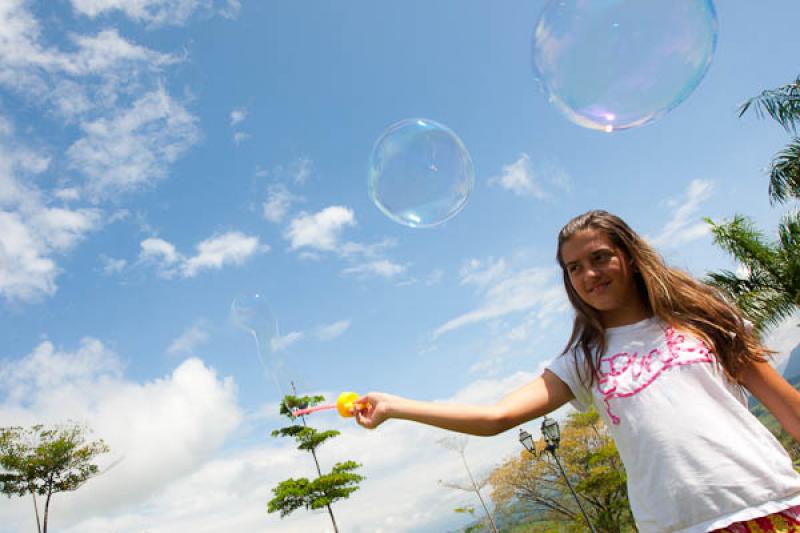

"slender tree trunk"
[31,493,42,533]
[308,434,339,532]
[43,489,52,533]
[460,453,499,533]
[293,382,339,533]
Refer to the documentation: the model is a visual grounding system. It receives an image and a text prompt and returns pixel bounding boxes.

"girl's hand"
[354,392,394,429]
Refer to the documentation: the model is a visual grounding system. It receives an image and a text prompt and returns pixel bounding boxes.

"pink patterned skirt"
[712,505,800,532]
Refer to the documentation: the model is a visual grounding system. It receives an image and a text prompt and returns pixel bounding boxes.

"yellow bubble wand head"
[291,392,362,418]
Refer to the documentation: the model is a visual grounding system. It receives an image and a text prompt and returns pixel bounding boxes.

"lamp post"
[519,417,597,533]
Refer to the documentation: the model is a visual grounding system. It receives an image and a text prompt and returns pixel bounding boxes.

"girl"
[354,210,800,533]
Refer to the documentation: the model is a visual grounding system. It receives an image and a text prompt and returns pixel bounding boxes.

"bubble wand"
[292,392,362,418]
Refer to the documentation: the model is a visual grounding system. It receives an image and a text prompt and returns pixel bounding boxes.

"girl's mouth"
[589,281,611,294]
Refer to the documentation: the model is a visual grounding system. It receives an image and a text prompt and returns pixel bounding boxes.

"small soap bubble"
[532,0,718,132]
[369,118,474,228]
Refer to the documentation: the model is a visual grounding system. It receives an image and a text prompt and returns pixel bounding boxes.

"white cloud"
[259,320,352,353]
[0,339,242,531]
[140,232,267,278]
[285,206,356,252]
[261,320,352,353]
[54,187,81,202]
[0,340,556,532]
[273,171,406,284]
[230,108,249,144]
[0,338,122,405]
[31,206,102,250]
[489,153,572,199]
[316,319,351,341]
[67,87,200,200]
[342,259,406,279]
[288,157,313,184]
[229,107,246,126]
[262,183,301,223]
[219,0,240,18]
[70,0,238,27]
[434,266,567,339]
[0,2,199,205]
[426,268,444,286]
[649,179,714,248]
[263,157,315,185]
[64,29,178,76]
[17,373,537,533]
[0,211,61,300]
[0,129,102,302]
[337,238,396,260]
[270,331,304,352]
[460,257,507,288]
[167,324,210,356]
[182,232,266,277]
[333,239,409,281]
[489,153,545,198]
[100,255,127,275]
[140,237,180,264]
[0,4,177,117]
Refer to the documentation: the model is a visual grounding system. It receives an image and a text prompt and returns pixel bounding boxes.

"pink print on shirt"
[596,327,714,424]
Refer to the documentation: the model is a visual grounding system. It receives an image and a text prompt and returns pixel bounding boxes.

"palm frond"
[706,270,794,332]
[750,292,798,333]
[706,268,774,298]
[739,76,800,133]
[706,216,778,273]
[705,215,800,331]
[777,211,800,306]
[768,138,800,203]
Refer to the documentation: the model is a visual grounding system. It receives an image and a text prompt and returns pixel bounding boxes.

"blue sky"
[2,1,800,531]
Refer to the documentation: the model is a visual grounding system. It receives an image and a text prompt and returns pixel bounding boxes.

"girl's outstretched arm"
[354,370,574,436]
[741,360,800,442]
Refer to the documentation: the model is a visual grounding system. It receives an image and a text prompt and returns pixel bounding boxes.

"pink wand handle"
[292,404,336,417]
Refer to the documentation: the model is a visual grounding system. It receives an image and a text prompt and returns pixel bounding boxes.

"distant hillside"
[751,375,800,430]
[750,374,800,462]
[781,344,800,380]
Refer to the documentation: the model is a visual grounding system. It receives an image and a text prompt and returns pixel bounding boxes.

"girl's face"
[560,228,648,327]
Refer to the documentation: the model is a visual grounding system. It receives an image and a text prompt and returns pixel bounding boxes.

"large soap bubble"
[369,118,474,228]
[231,292,286,396]
[532,0,718,132]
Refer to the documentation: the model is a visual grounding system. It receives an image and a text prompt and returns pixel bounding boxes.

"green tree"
[706,75,800,332]
[489,410,634,533]
[267,394,364,532]
[0,423,110,533]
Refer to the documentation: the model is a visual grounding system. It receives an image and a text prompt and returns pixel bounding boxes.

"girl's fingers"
[355,408,372,428]
[354,394,384,429]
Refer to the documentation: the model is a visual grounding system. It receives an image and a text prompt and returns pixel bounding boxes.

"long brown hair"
[556,210,770,386]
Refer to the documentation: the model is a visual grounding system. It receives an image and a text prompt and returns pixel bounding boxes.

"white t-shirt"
[546,316,800,533]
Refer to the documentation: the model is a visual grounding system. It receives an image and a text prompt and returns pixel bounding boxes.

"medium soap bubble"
[532,0,718,132]
[369,118,474,228]
[231,292,286,395]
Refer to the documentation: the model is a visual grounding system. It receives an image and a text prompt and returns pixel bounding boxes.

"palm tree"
[706,76,800,333]
[737,76,800,203]
[706,214,799,332]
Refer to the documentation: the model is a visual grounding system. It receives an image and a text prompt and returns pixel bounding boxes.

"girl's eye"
[593,251,613,264]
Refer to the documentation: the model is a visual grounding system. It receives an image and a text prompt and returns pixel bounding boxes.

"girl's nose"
[584,266,600,280]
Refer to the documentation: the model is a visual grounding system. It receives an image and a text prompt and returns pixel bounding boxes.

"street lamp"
[519,417,597,533]
[518,428,536,456]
